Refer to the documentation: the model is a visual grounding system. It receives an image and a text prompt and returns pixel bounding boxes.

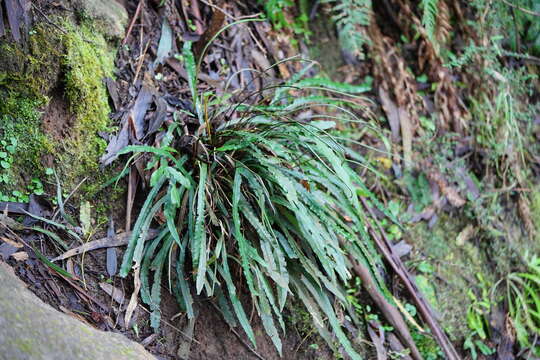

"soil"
[41,85,74,142]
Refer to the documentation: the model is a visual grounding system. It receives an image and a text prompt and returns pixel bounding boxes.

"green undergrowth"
[0,19,115,202]
[408,215,494,339]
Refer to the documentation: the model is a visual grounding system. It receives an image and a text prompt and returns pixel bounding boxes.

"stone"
[0,261,155,360]
[73,0,128,39]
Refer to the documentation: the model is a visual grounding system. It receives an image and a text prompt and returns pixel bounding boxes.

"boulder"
[0,261,155,360]
[72,0,128,39]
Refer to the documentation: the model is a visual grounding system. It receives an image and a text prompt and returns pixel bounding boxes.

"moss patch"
[57,21,115,194]
[531,186,540,242]
[0,95,53,201]
[407,214,494,340]
[0,19,116,200]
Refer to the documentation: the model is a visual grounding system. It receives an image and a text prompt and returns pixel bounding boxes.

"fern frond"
[421,0,439,45]
[323,0,372,60]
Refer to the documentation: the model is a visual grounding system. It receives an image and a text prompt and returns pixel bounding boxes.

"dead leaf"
[518,195,535,239]
[125,266,141,327]
[11,251,28,261]
[379,87,401,142]
[0,236,23,248]
[0,201,28,215]
[428,172,466,207]
[79,201,92,236]
[5,0,23,42]
[100,119,130,166]
[105,78,121,111]
[367,321,388,360]
[100,282,125,306]
[154,18,173,66]
[106,219,118,277]
[456,225,476,246]
[131,82,154,140]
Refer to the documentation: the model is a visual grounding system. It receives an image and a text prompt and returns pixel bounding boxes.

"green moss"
[0,18,117,202]
[531,187,540,242]
[412,330,444,360]
[0,25,64,98]
[0,94,54,200]
[57,21,115,194]
[407,214,493,340]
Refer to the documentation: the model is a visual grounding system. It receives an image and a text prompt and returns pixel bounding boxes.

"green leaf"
[166,167,192,189]
[295,77,371,94]
[79,201,92,236]
[194,162,208,294]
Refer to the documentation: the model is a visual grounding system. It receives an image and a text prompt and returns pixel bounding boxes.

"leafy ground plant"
[493,254,540,355]
[118,43,396,358]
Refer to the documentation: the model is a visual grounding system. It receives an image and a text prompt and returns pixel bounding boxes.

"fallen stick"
[347,253,423,360]
[360,198,460,360]
[52,229,159,262]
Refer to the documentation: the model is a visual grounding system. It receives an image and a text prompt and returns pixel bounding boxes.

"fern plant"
[118,42,395,358]
[420,0,439,46]
[322,0,372,60]
[493,255,540,354]
[258,0,311,38]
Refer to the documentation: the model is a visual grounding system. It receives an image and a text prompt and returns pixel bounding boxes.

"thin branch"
[122,0,144,45]
[500,0,540,17]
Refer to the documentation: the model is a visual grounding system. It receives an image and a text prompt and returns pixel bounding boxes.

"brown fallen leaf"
[0,236,23,248]
[11,251,28,261]
[100,282,125,306]
[518,194,535,239]
[59,306,93,326]
[367,321,388,360]
[428,171,466,208]
[125,266,141,328]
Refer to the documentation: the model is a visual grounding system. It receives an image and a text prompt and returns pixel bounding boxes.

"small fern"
[322,0,372,60]
[421,0,439,46]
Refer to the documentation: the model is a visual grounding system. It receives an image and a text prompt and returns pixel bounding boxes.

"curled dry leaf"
[124,266,141,328]
[99,282,125,306]
[10,251,28,261]
[518,195,535,239]
[456,225,476,246]
[427,171,466,208]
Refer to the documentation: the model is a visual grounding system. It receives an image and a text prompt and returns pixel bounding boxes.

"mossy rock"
[0,7,123,203]
[72,0,128,39]
[0,261,155,360]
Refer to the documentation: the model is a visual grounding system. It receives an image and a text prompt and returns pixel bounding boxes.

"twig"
[359,198,460,360]
[138,305,201,344]
[500,0,540,17]
[122,0,144,45]
[209,302,267,360]
[32,4,67,34]
[345,251,423,360]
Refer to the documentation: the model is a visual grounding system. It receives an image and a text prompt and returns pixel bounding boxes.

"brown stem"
[359,197,461,360]
[347,254,423,360]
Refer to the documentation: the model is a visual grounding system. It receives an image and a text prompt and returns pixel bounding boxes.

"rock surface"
[0,261,155,360]
[73,0,128,39]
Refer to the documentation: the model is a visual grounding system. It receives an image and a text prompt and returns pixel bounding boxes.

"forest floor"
[0,0,539,359]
